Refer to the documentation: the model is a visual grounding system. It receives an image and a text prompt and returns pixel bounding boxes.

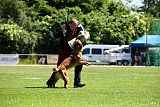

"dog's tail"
[53,66,59,72]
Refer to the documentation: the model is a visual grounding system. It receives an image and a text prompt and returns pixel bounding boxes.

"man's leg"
[74,65,85,88]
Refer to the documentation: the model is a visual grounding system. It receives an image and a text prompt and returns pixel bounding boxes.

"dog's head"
[74,38,83,52]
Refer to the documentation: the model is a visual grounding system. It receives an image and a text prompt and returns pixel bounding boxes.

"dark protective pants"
[74,65,83,85]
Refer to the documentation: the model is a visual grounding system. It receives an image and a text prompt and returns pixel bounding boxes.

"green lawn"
[0,65,160,107]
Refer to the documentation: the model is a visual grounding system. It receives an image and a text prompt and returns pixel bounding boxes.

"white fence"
[0,54,58,65]
[0,54,158,66]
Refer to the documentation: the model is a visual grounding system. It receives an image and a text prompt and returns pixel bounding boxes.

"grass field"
[0,65,160,107]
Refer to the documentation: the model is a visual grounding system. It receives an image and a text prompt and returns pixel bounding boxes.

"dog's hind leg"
[59,69,69,89]
[46,71,60,88]
[63,70,69,89]
[52,72,61,87]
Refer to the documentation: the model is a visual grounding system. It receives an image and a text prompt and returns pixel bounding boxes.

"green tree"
[139,0,160,17]
[0,0,148,54]
[0,0,38,53]
[0,23,37,53]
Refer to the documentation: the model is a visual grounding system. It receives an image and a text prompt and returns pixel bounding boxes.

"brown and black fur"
[50,39,90,88]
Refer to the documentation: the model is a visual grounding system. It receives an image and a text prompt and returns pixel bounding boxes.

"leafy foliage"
[0,0,150,54]
[0,23,37,53]
[140,0,160,17]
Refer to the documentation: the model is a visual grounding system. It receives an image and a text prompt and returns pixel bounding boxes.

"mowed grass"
[0,65,160,107]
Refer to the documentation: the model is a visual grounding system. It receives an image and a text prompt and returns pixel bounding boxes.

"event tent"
[129,35,160,66]
[130,35,160,47]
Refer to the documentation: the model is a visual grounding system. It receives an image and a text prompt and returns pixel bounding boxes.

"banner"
[47,55,58,65]
[0,54,19,65]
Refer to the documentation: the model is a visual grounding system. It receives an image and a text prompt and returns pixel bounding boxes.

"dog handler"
[46,19,86,88]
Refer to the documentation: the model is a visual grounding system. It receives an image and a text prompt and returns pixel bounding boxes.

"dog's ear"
[73,40,78,49]
[73,40,79,48]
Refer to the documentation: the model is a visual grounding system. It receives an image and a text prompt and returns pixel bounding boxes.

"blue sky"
[121,0,143,7]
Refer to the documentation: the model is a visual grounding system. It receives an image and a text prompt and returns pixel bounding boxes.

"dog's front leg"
[79,61,91,65]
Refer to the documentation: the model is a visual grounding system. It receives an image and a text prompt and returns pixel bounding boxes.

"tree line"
[0,0,159,54]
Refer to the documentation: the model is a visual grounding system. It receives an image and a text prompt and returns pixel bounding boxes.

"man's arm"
[54,24,67,38]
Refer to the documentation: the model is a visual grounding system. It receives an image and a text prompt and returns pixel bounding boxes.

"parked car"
[82,44,119,64]
[104,45,131,66]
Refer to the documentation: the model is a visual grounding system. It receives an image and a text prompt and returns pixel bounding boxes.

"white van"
[82,44,119,64]
[104,45,131,66]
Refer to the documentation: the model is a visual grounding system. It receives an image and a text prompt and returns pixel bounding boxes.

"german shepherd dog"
[50,38,90,88]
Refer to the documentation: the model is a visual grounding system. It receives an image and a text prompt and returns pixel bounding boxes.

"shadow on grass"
[25,86,74,89]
